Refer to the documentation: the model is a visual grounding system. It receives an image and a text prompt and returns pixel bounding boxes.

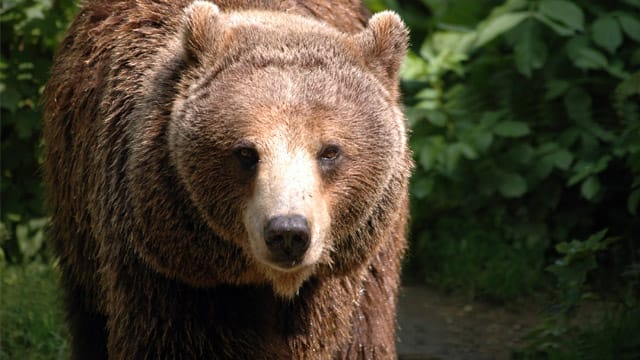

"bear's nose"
[264,215,310,267]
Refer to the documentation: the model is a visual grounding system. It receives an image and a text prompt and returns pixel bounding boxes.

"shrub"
[382,0,640,301]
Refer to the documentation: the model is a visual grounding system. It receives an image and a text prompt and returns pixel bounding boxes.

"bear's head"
[132,1,410,297]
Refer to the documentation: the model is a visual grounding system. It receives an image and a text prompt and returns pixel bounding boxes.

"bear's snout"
[264,215,310,267]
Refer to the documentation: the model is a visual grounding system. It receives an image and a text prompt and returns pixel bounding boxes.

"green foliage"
[546,229,611,314]
[517,230,640,358]
[0,262,69,359]
[1,0,77,262]
[517,309,640,360]
[396,0,640,304]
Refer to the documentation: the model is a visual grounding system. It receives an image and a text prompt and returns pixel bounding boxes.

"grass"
[0,261,69,359]
[409,215,548,302]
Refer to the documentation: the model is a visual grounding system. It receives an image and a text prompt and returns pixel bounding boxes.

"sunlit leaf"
[400,51,429,81]
[474,12,529,48]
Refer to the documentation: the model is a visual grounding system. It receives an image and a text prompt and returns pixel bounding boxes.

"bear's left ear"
[355,11,408,94]
[182,1,221,64]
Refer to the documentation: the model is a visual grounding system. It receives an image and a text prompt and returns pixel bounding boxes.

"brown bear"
[43,0,411,358]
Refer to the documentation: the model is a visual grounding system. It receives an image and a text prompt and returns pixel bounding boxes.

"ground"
[397,287,540,360]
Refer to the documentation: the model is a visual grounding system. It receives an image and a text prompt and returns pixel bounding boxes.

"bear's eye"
[234,145,259,170]
[319,145,341,162]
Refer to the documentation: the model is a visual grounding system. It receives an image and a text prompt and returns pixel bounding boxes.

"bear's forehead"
[222,11,336,35]
[210,12,355,68]
[205,65,386,117]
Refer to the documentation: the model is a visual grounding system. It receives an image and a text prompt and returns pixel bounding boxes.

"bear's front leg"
[101,245,290,359]
[101,250,216,359]
[334,233,406,359]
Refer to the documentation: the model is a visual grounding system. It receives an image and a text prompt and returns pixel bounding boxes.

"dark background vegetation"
[1,0,639,358]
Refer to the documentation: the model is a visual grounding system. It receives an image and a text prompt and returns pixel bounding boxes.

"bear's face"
[167,2,408,297]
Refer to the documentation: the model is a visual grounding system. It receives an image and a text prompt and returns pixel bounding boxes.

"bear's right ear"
[182,1,221,64]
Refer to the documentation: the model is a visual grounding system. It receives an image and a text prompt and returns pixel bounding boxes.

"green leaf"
[415,99,439,111]
[567,37,609,70]
[451,142,478,160]
[628,189,640,215]
[618,14,640,42]
[493,121,530,137]
[474,12,529,48]
[539,0,585,31]
[426,110,448,127]
[592,16,622,54]
[411,177,434,199]
[16,224,28,250]
[513,19,548,77]
[489,0,529,17]
[544,149,574,170]
[418,137,445,171]
[545,80,571,100]
[568,157,610,186]
[585,229,609,250]
[581,176,601,200]
[576,48,609,70]
[498,172,528,198]
[534,13,575,36]
[405,107,425,127]
[0,86,20,112]
[466,131,494,152]
[530,155,555,181]
[480,110,506,126]
[24,4,46,21]
[415,88,440,100]
[624,0,640,8]
[401,52,429,81]
[614,72,640,114]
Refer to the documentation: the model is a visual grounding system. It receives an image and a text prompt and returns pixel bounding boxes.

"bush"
[0,0,77,263]
[373,0,640,302]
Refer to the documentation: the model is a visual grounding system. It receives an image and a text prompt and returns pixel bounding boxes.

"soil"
[396,287,542,360]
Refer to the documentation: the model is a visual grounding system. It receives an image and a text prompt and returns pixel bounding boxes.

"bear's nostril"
[268,235,284,245]
[264,215,310,267]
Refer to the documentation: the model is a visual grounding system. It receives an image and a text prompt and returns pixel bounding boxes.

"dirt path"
[396,287,540,360]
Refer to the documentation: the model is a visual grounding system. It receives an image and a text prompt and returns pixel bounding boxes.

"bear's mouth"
[259,261,318,298]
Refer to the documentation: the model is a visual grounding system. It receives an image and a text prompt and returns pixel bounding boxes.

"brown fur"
[43,0,411,358]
